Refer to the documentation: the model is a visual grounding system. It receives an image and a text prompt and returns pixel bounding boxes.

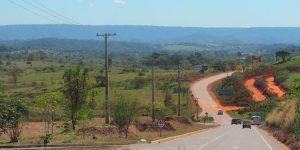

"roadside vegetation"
[0,49,226,146]
[1,39,299,148]
[213,47,300,149]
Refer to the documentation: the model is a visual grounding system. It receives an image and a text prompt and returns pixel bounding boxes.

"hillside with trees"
[3,25,300,44]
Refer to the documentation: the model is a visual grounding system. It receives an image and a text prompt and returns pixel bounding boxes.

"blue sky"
[2,0,300,27]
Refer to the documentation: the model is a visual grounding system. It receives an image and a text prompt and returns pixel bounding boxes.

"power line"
[7,0,58,23]
[31,0,79,24]
[96,32,117,125]
[21,0,73,24]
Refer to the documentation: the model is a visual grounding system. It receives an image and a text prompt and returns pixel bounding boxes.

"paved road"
[129,72,288,150]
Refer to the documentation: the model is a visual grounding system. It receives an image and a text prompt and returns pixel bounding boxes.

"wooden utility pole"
[196,100,199,121]
[151,58,155,122]
[96,32,116,124]
[177,64,181,116]
[226,64,229,77]
[187,90,190,115]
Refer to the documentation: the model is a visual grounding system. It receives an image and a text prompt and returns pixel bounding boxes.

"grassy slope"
[0,60,205,122]
[213,56,300,122]
[276,55,300,89]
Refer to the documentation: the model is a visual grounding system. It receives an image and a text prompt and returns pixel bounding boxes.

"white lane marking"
[198,128,233,150]
[254,127,273,150]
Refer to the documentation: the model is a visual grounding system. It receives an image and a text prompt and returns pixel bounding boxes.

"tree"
[149,53,164,122]
[276,50,290,62]
[95,75,106,87]
[0,97,28,143]
[63,65,89,130]
[35,92,64,135]
[27,53,34,62]
[131,77,147,89]
[172,54,184,116]
[7,64,22,87]
[161,81,174,107]
[188,52,205,65]
[113,99,137,138]
[212,61,227,72]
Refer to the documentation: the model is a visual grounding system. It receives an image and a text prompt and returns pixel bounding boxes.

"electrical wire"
[21,0,72,24]
[7,0,58,23]
[32,0,79,25]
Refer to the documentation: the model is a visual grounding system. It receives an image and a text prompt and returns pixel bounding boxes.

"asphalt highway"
[129,72,287,150]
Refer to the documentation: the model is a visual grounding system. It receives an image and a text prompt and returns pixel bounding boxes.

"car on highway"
[217,110,223,115]
[252,116,261,125]
[231,119,242,125]
[242,121,252,129]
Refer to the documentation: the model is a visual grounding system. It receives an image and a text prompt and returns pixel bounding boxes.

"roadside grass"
[282,72,300,89]
[142,123,216,142]
[227,98,279,122]
[1,60,200,115]
[275,55,300,68]
[0,118,215,146]
[0,60,210,146]
[274,55,300,89]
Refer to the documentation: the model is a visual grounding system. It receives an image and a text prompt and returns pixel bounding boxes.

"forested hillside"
[2,25,300,44]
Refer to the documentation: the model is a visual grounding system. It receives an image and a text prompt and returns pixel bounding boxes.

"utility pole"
[187,90,190,115]
[96,32,116,124]
[226,64,229,77]
[177,64,181,116]
[196,99,199,121]
[151,58,155,122]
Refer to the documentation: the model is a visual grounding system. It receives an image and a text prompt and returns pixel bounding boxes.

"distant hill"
[0,38,162,52]
[1,25,300,44]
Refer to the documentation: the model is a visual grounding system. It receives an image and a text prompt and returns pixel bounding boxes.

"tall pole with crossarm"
[96,32,116,124]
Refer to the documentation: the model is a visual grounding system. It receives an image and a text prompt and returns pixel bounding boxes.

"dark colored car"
[242,121,251,129]
[252,116,262,125]
[217,110,223,115]
[231,119,242,125]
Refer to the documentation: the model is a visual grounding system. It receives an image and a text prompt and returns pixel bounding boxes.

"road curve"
[129,72,288,150]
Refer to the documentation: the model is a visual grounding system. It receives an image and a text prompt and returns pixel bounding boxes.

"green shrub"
[40,134,52,146]
[155,103,173,120]
[138,72,145,76]
[113,99,137,138]
[216,73,251,106]
[125,77,148,89]
[0,97,28,142]
[274,71,288,87]
[63,121,72,132]
[254,77,269,96]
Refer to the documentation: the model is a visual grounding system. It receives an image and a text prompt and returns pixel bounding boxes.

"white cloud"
[114,0,126,5]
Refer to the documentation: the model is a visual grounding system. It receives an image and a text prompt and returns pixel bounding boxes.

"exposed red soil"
[265,76,285,98]
[244,76,286,102]
[244,78,266,101]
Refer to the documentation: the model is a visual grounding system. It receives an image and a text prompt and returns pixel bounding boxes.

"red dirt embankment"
[244,78,266,101]
[245,76,285,101]
[265,76,285,98]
